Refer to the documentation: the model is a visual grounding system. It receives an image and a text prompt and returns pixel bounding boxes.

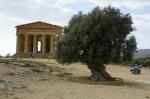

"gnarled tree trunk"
[88,64,114,81]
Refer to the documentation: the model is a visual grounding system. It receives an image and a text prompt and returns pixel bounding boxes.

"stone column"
[42,35,46,53]
[33,35,37,54]
[16,34,20,54]
[24,34,29,53]
[50,35,54,53]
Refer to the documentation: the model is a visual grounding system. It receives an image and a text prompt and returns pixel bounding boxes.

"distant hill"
[134,49,150,59]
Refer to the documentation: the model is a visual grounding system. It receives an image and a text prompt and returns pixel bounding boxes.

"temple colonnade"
[16,21,62,57]
[16,34,56,54]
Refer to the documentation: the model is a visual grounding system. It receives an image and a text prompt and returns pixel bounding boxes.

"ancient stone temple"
[16,21,62,58]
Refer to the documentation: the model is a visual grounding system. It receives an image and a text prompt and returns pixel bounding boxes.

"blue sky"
[0,0,150,56]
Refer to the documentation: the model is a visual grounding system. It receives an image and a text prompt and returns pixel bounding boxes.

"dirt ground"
[0,59,150,99]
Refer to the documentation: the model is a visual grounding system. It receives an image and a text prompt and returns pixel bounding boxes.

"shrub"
[134,57,150,67]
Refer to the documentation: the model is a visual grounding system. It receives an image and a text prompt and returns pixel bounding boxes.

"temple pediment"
[16,21,61,29]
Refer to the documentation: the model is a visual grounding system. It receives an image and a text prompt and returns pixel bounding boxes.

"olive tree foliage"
[111,35,137,63]
[122,35,137,61]
[56,6,134,81]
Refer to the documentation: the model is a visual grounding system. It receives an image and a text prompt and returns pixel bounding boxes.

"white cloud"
[0,12,31,56]
[0,0,78,55]
[1,0,150,10]
[0,0,150,55]
[132,14,150,49]
[89,0,150,9]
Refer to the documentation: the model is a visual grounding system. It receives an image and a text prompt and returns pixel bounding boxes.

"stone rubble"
[0,79,26,91]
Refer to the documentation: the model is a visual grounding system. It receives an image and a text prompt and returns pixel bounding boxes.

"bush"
[134,57,150,67]
[0,55,3,58]
[120,61,134,65]
[5,53,10,58]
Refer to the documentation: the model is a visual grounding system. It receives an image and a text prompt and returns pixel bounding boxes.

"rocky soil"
[0,58,150,99]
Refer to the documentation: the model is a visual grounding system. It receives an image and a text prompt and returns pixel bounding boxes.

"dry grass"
[0,58,150,99]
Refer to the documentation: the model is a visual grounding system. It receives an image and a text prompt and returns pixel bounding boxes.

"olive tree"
[56,6,134,81]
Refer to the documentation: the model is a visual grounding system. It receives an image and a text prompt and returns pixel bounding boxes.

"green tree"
[5,53,10,58]
[56,6,134,81]
[122,35,137,61]
[111,46,122,63]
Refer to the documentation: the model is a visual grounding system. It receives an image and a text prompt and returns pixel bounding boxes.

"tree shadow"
[124,81,150,89]
[66,76,124,86]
